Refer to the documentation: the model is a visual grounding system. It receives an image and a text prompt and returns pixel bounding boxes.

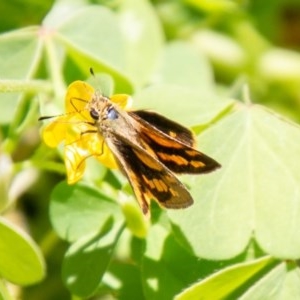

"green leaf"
[190,30,247,79]
[86,72,115,97]
[153,41,215,90]
[0,217,45,285]
[119,195,149,238]
[0,28,42,123]
[259,48,300,83]
[175,256,275,300]
[117,0,164,87]
[56,6,124,69]
[169,104,300,259]
[241,261,300,299]
[134,84,233,127]
[0,28,40,79]
[0,154,13,212]
[50,182,123,242]
[176,259,300,300]
[186,0,238,13]
[133,41,233,128]
[132,40,230,125]
[53,5,133,93]
[62,217,124,298]
[0,279,13,300]
[142,222,216,299]
[102,259,145,300]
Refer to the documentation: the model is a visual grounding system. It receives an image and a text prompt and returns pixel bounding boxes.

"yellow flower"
[41,81,131,184]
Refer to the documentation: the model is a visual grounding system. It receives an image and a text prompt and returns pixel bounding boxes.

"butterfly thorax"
[87,93,138,142]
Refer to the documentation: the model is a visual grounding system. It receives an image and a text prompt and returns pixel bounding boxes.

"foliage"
[0,0,300,299]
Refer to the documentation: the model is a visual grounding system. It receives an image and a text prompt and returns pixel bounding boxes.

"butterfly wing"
[131,110,195,146]
[105,134,193,216]
[130,110,221,174]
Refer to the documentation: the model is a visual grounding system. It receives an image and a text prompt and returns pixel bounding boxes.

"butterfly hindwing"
[105,134,193,216]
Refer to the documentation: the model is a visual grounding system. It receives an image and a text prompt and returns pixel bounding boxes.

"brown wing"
[130,111,221,174]
[131,110,195,146]
[105,135,193,217]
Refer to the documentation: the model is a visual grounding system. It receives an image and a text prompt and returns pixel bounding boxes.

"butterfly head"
[88,93,115,118]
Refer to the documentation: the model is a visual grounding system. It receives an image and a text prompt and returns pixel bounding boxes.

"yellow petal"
[42,116,69,148]
[65,119,94,145]
[80,132,118,169]
[110,94,132,110]
[65,81,94,121]
[94,142,118,169]
[64,143,89,184]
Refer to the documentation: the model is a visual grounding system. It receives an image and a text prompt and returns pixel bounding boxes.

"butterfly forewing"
[130,110,221,174]
[131,110,195,146]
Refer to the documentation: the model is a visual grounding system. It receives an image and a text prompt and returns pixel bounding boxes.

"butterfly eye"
[90,108,99,120]
[107,107,118,120]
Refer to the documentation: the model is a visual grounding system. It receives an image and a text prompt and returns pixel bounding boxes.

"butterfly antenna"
[88,67,105,96]
[38,108,88,122]
[38,114,64,121]
[90,67,95,77]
